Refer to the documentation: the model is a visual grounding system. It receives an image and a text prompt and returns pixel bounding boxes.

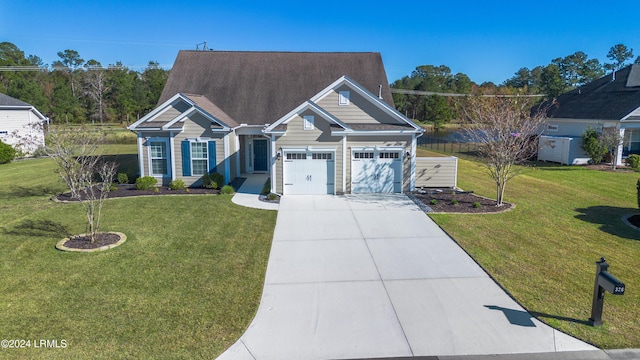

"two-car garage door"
[283,151,335,195]
[282,148,403,194]
[351,149,402,193]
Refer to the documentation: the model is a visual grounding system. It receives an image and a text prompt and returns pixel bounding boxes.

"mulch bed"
[412,190,513,213]
[63,232,121,249]
[56,184,220,201]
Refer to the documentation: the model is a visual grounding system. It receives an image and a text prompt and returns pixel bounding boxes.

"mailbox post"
[589,257,625,327]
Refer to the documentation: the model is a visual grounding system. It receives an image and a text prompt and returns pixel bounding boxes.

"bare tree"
[460,96,548,206]
[601,127,623,170]
[46,126,116,242]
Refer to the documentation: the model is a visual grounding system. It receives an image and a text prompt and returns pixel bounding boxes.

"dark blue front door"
[253,139,268,172]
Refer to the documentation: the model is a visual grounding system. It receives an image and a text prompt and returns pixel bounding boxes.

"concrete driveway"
[218,194,597,359]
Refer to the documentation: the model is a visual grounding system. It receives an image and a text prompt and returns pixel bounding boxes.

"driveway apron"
[218,194,596,360]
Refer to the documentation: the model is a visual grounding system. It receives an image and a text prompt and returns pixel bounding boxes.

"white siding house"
[0,93,47,153]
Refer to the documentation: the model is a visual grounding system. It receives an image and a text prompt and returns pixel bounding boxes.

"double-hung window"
[150,141,168,175]
[191,142,208,175]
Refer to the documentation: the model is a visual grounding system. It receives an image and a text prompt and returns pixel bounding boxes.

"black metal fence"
[417,137,480,159]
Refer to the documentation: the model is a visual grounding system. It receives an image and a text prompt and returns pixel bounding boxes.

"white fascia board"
[621,105,640,121]
[310,76,423,133]
[162,106,231,132]
[265,101,349,132]
[128,93,187,129]
[331,130,422,136]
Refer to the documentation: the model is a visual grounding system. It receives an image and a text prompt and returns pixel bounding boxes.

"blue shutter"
[208,141,217,173]
[181,140,191,176]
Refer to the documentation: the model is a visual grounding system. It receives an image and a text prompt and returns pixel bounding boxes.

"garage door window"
[286,153,307,160]
[379,152,399,159]
[312,153,332,160]
[354,152,374,159]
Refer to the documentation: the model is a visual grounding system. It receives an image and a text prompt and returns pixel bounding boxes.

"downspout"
[410,133,418,191]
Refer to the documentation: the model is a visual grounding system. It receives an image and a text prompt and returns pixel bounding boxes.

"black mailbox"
[589,257,625,326]
[598,271,625,295]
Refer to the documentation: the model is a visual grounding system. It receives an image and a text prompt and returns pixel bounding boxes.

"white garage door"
[351,150,402,193]
[283,151,335,195]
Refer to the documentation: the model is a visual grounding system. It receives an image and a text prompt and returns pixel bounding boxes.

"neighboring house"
[0,93,47,153]
[538,64,640,165]
[128,51,426,194]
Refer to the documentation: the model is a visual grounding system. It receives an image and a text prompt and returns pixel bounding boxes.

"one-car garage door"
[351,149,402,193]
[283,151,335,195]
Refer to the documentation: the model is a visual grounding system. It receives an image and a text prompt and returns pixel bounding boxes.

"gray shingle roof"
[544,64,640,120]
[159,51,393,126]
[0,93,31,107]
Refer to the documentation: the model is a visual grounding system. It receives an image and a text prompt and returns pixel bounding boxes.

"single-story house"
[128,51,426,194]
[538,64,640,165]
[0,93,47,153]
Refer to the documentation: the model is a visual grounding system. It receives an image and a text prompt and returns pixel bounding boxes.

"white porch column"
[342,135,347,194]
[410,133,417,191]
[617,128,625,166]
[271,135,277,194]
[137,133,144,177]
[224,133,231,184]
[169,132,176,181]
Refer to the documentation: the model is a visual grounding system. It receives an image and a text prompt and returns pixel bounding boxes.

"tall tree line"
[392,43,640,125]
[0,42,168,125]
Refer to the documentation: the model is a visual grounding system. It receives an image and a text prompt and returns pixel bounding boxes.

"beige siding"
[174,112,227,186]
[155,101,190,123]
[414,157,457,188]
[346,136,412,193]
[316,85,402,125]
[274,110,343,194]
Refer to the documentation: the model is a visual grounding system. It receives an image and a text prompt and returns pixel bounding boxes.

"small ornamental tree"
[460,96,548,206]
[46,126,117,242]
[582,127,605,164]
[637,179,640,210]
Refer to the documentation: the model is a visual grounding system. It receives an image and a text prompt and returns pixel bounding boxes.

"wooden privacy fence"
[414,156,458,188]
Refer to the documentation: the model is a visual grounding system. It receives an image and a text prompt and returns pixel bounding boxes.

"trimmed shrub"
[472,202,482,208]
[117,173,129,184]
[201,172,225,189]
[135,176,158,190]
[429,199,438,205]
[169,179,186,190]
[0,141,16,164]
[626,154,640,171]
[221,185,235,194]
[266,193,278,201]
[451,199,459,205]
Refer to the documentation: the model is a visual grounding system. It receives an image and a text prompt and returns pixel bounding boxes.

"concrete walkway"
[219,194,598,360]
[231,173,278,211]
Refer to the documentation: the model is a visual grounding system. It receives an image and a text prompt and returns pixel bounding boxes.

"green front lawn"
[0,153,276,359]
[430,159,640,348]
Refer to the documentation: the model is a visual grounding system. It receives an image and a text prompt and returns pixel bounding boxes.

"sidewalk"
[231,173,278,211]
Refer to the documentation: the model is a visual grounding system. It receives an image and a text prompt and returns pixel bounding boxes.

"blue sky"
[2,0,639,84]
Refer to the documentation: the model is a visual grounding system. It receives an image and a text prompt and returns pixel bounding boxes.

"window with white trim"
[191,142,208,175]
[150,141,167,175]
[0,130,8,135]
[303,115,314,130]
[338,91,350,105]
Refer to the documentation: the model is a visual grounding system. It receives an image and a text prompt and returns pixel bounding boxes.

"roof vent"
[378,85,383,99]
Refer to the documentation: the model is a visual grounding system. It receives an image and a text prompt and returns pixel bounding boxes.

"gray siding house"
[538,64,640,165]
[128,51,424,194]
